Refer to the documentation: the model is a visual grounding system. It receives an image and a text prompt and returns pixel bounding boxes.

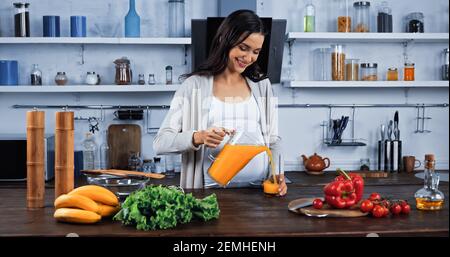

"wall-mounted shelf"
[286,32,449,43]
[0,85,179,93]
[283,81,449,88]
[0,37,191,45]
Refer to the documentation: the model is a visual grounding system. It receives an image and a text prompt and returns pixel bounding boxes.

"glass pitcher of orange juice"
[207,131,274,187]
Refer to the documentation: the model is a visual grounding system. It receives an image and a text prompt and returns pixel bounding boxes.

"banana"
[54,208,101,224]
[68,185,119,206]
[96,202,121,217]
[54,194,99,213]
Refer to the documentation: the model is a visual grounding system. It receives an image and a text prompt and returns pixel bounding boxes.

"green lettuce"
[113,185,220,230]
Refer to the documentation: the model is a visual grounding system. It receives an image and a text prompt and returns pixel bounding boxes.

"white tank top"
[203,94,269,188]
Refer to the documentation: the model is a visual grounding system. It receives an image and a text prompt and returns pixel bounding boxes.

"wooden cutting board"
[108,124,141,170]
[288,198,368,218]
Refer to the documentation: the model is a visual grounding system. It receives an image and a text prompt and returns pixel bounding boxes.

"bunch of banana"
[54,185,120,224]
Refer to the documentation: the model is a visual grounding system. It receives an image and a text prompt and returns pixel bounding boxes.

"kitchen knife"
[394,111,399,140]
[380,124,385,141]
[388,120,393,141]
[288,197,325,212]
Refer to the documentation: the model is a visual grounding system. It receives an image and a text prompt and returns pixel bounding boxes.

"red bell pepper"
[324,180,357,209]
[335,168,364,203]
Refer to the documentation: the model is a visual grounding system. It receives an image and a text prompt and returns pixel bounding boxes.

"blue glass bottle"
[125,0,140,37]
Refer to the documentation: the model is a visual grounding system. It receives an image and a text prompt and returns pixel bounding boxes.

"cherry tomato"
[390,204,402,215]
[372,205,385,218]
[400,200,408,207]
[401,204,411,215]
[360,200,374,213]
[381,199,391,208]
[383,206,390,217]
[369,193,382,202]
[313,199,323,209]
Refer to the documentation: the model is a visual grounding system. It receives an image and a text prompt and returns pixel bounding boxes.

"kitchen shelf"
[0,85,180,93]
[283,81,450,88]
[0,37,191,45]
[286,32,449,43]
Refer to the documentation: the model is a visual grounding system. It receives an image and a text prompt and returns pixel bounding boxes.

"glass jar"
[142,159,153,173]
[30,64,42,86]
[148,74,156,85]
[55,72,68,86]
[114,57,132,85]
[345,59,359,81]
[337,0,351,32]
[14,2,30,37]
[405,12,424,33]
[360,158,370,171]
[128,151,142,171]
[361,63,378,81]
[164,155,176,178]
[85,72,98,85]
[303,1,315,32]
[313,48,331,81]
[377,1,392,33]
[168,0,185,37]
[331,44,346,81]
[404,63,415,81]
[138,74,145,85]
[442,48,449,81]
[387,68,398,81]
[353,1,371,32]
[165,66,173,84]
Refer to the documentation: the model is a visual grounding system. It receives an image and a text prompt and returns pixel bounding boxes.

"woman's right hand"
[193,127,234,148]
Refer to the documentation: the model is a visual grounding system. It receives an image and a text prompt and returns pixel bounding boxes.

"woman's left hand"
[277,174,287,197]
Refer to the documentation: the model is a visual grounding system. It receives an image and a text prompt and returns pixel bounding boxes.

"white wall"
[0,0,449,171]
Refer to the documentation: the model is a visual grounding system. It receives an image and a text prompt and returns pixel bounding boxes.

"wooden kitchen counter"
[0,172,448,237]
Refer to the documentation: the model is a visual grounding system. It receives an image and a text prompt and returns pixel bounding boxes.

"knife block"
[379,140,402,173]
[55,111,74,199]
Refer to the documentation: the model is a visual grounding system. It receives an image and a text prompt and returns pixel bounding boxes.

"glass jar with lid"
[168,0,185,37]
[313,48,331,81]
[404,63,415,81]
[148,74,156,85]
[387,68,398,81]
[331,44,346,81]
[303,0,315,32]
[405,12,424,33]
[377,1,392,33]
[361,63,378,81]
[55,72,68,86]
[345,59,359,81]
[337,0,351,32]
[13,2,30,37]
[165,65,173,84]
[353,1,371,32]
[138,74,145,85]
[85,72,98,85]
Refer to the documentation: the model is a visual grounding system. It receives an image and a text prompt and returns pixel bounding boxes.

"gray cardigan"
[153,75,283,189]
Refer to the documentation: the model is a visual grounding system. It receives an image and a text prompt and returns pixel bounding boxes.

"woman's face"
[227,32,265,74]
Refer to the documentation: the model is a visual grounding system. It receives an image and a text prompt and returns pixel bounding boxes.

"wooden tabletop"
[0,171,448,237]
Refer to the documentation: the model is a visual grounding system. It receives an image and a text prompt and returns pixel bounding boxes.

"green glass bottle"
[304,1,316,32]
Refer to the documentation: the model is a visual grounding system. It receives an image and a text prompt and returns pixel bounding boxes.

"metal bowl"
[84,174,149,199]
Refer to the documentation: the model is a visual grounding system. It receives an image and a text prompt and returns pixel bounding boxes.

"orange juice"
[208,144,278,187]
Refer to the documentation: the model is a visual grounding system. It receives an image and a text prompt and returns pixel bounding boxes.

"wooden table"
[0,172,448,237]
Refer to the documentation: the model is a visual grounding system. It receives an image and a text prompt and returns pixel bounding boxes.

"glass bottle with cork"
[414,154,445,210]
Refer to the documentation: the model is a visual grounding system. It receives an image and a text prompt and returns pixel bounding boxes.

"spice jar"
[345,59,359,81]
[55,72,68,86]
[138,74,145,85]
[331,44,346,81]
[404,63,415,81]
[337,0,351,32]
[148,74,156,85]
[85,72,98,85]
[165,66,173,84]
[361,63,378,81]
[387,68,398,81]
[353,1,371,32]
[377,1,392,33]
[30,64,42,86]
[405,12,424,33]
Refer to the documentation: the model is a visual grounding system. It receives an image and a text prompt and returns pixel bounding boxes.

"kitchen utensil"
[55,111,75,199]
[114,109,143,120]
[394,111,399,140]
[114,57,132,85]
[384,140,392,172]
[108,124,141,170]
[288,198,368,218]
[84,173,148,199]
[81,169,165,179]
[380,124,385,141]
[26,110,45,208]
[388,120,393,141]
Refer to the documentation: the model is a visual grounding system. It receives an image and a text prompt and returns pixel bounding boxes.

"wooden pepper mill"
[26,109,45,208]
[54,110,74,199]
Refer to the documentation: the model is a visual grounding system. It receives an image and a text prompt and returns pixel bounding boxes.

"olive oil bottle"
[414,154,445,210]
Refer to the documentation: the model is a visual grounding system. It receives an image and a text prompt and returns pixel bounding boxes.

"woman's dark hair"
[181,9,268,82]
